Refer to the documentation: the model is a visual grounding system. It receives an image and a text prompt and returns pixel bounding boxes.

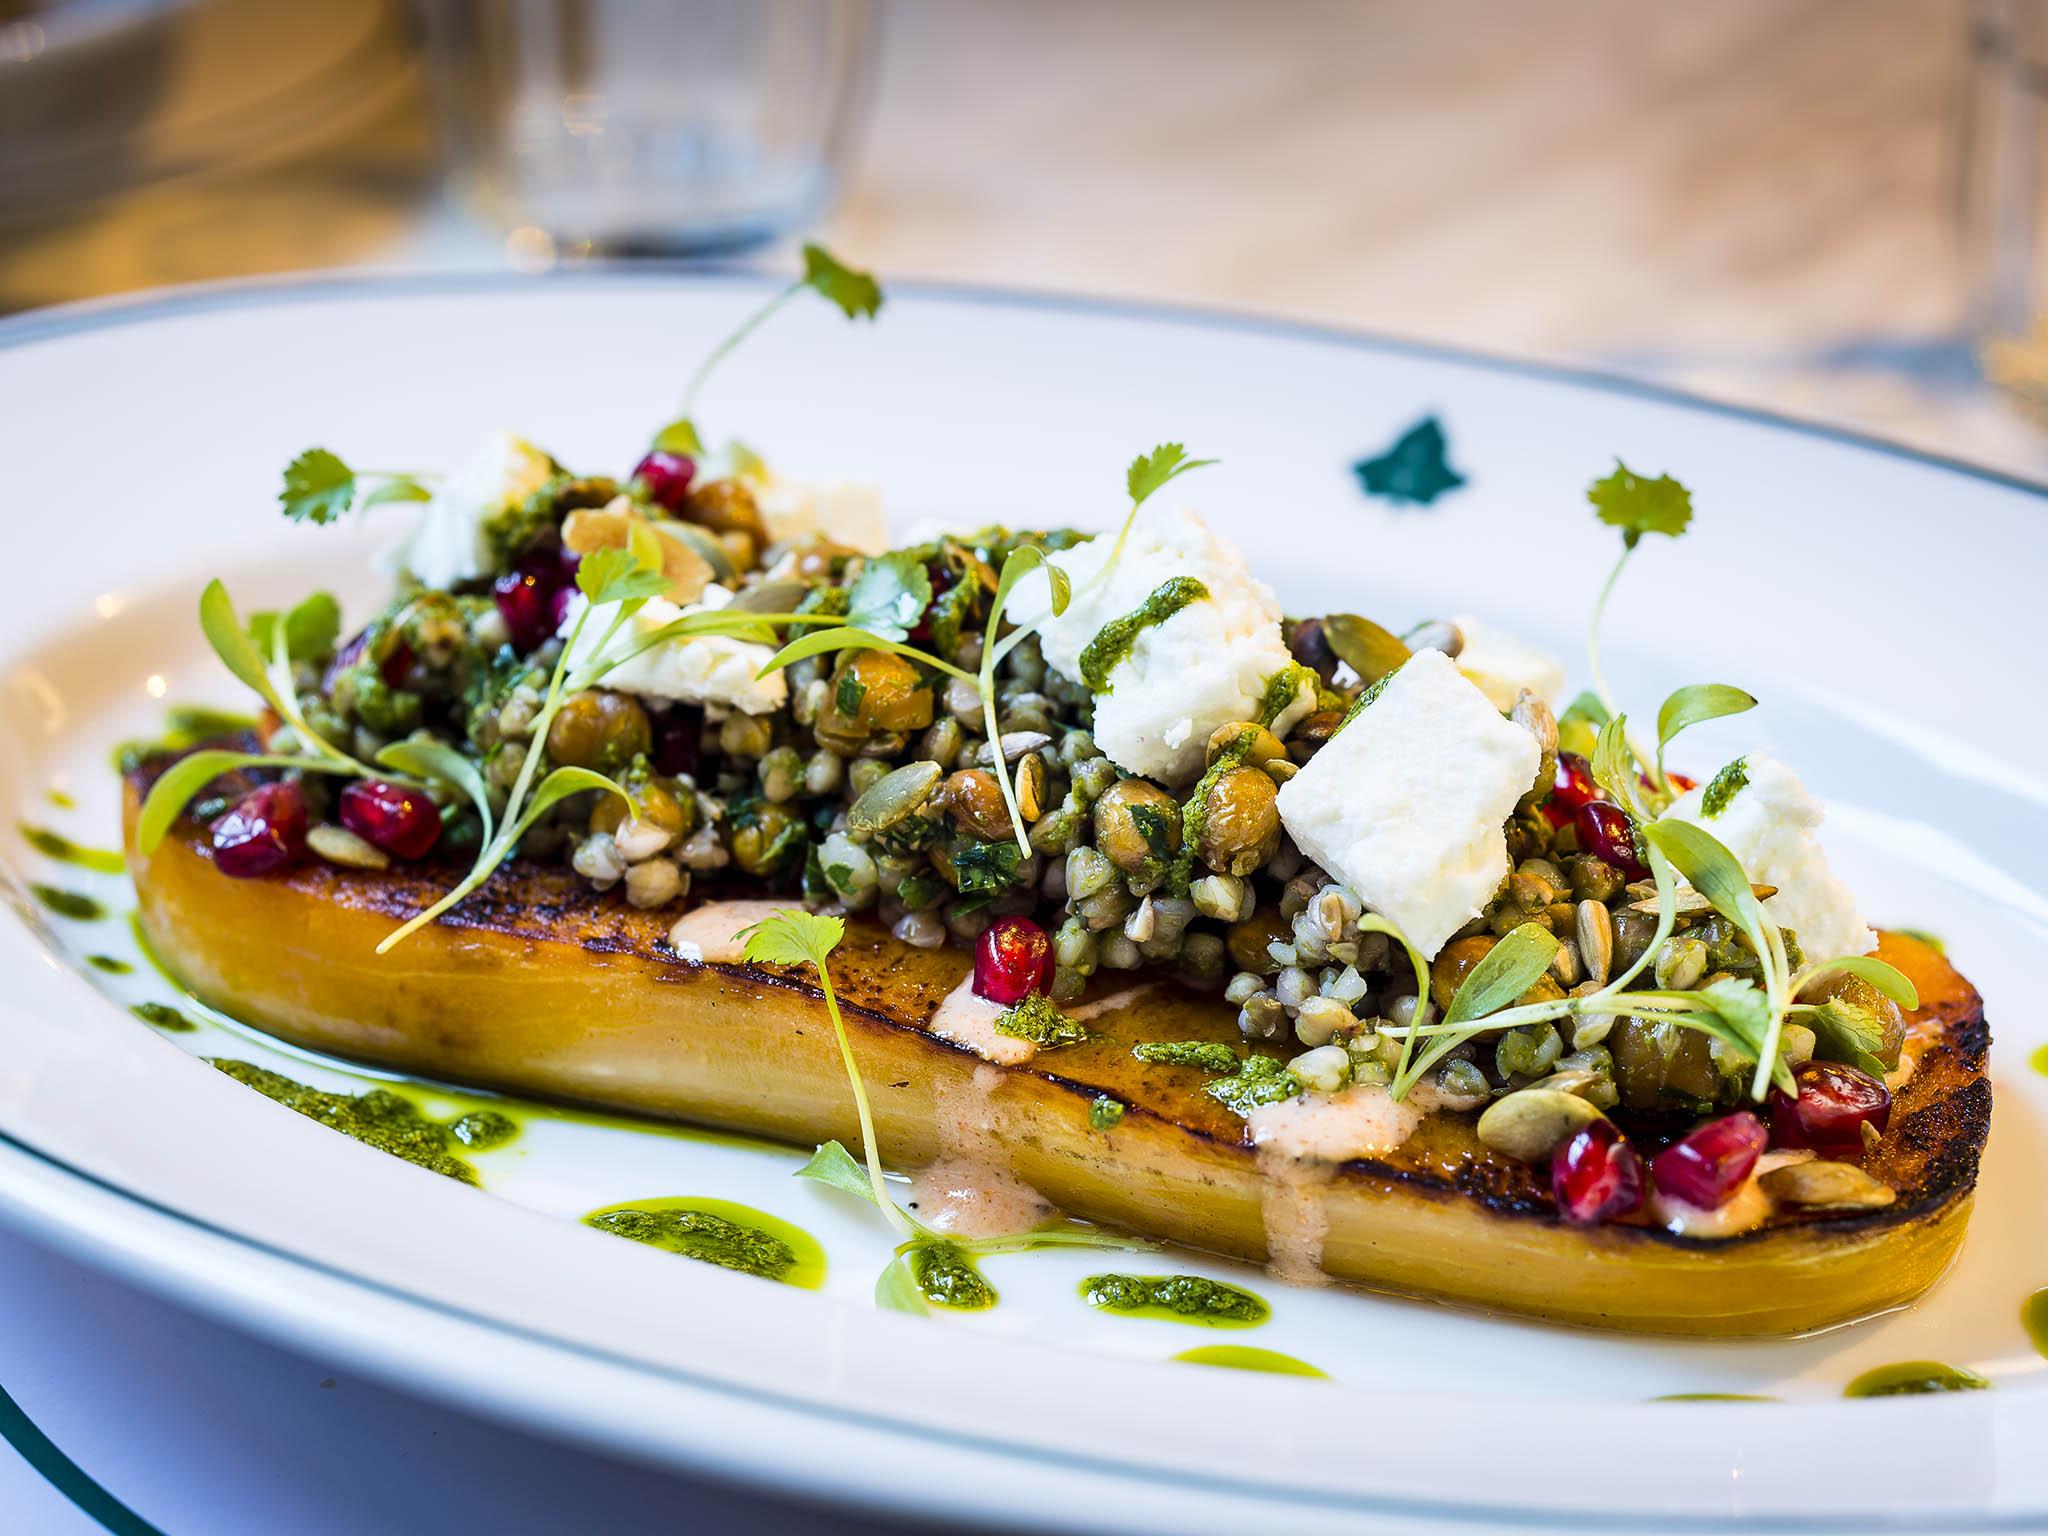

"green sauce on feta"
[1700,755,1749,818]
[584,1197,825,1288]
[1077,576,1209,692]
[1081,1273,1269,1327]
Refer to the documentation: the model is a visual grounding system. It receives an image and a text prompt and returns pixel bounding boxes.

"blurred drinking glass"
[1961,0,2048,416]
[421,0,877,256]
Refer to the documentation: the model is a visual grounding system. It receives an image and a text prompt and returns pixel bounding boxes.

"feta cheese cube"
[1021,504,1295,782]
[748,473,888,554]
[1446,615,1566,712]
[1662,754,1874,965]
[393,431,555,589]
[559,584,787,716]
[1274,648,1540,958]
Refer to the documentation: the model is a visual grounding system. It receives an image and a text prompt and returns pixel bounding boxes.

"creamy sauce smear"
[1253,1147,1333,1287]
[666,900,804,963]
[919,1062,1058,1241]
[926,976,1036,1065]
[1246,1086,1430,1287]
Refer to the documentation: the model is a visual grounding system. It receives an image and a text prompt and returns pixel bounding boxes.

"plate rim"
[2,268,2042,1534]
[2,262,2043,505]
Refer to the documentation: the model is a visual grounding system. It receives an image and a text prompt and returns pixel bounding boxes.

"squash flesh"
[126,800,1990,1337]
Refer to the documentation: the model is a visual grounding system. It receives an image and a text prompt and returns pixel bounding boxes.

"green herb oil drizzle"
[1843,1361,1991,1397]
[20,824,123,874]
[1172,1344,1326,1378]
[1081,1273,1269,1328]
[30,885,105,921]
[585,1198,825,1288]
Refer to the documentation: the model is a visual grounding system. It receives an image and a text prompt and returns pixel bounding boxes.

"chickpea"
[681,478,767,543]
[1430,935,1497,1011]
[1194,767,1280,875]
[1092,779,1181,875]
[1225,906,1291,975]
[1205,722,1285,769]
[940,768,1012,841]
[1801,972,1906,1069]
[730,803,800,877]
[546,689,651,772]
[822,652,934,738]
[589,770,693,840]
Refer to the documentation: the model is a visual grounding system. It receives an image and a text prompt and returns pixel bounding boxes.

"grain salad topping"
[134,247,1922,1233]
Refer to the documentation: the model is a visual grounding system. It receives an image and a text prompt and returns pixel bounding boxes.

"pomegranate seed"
[1667,770,1697,793]
[1542,752,1599,828]
[211,782,307,878]
[974,915,1054,1004]
[1552,1118,1644,1226]
[1652,1112,1767,1209]
[339,779,442,861]
[1574,799,1646,879]
[907,562,958,645]
[493,568,556,652]
[1770,1060,1890,1158]
[653,710,702,776]
[632,450,696,511]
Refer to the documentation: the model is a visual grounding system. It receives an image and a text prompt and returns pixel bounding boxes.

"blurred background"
[8,0,2048,478]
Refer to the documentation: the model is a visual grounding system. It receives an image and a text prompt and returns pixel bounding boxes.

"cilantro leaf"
[844,550,933,640]
[1805,997,1891,1078]
[800,244,883,320]
[1126,443,1217,510]
[794,1140,884,1205]
[279,448,357,525]
[1588,460,1693,549]
[576,544,668,607]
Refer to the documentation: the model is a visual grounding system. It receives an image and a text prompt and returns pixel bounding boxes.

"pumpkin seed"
[971,731,1052,767]
[309,823,389,870]
[1475,1088,1605,1162]
[846,760,943,835]
[1321,613,1411,684]
[1511,691,1558,803]
[1403,618,1463,658]
[1758,1160,1897,1210]
[1626,882,1779,915]
[1574,899,1614,987]
[1015,753,1048,821]
[1550,937,1584,987]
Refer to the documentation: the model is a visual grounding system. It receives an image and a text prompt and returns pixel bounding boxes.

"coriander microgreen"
[248,591,341,665]
[375,597,629,953]
[650,418,705,456]
[742,911,915,1241]
[675,243,882,431]
[978,544,1072,854]
[200,580,371,778]
[1390,922,1559,1095]
[1641,817,1790,1099]
[1356,913,1437,1099]
[757,625,977,685]
[1654,683,1756,792]
[1584,460,1692,719]
[1799,955,1919,1011]
[1589,714,1649,826]
[279,448,433,526]
[1078,443,1218,603]
[134,750,349,855]
[375,740,494,847]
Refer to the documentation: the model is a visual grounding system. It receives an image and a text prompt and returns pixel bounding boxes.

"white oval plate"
[0,271,2043,1535]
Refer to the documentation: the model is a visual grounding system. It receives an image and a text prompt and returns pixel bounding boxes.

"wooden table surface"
[5,0,2040,476]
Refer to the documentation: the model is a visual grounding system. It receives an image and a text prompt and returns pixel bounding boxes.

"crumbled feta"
[392,431,555,589]
[748,472,887,554]
[1021,505,1295,782]
[1445,615,1566,712]
[1662,754,1874,965]
[559,584,786,716]
[1274,649,1539,959]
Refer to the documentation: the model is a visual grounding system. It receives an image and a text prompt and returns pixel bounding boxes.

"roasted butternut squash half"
[126,781,1990,1338]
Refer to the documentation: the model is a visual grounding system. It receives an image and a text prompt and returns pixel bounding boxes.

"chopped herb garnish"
[1133,1040,1239,1072]
[994,993,1086,1048]
[1089,1096,1126,1131]
[1206,1056,1302,1116]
